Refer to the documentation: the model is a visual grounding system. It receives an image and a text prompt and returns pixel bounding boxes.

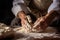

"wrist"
[42,16,47,24]
[17,11,26,20]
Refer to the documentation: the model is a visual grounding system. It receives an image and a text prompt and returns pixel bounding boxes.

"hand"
[17,11,27,27]
[21,19,27,27]
[33,17,48,30]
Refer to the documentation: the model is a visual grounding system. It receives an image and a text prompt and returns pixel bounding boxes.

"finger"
[33,18,43,28]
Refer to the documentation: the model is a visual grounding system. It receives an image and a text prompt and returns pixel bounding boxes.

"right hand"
[17,11,27,27]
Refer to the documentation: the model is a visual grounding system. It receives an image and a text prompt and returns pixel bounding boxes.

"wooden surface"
[0,23,60,40]
[14,33,60,40]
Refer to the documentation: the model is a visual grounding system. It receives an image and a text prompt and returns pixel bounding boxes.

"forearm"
[44,10,59,25]
[12,0,29,17]
[46,0,60,25]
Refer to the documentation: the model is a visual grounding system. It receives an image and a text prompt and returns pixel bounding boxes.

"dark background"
[0,0,15,25]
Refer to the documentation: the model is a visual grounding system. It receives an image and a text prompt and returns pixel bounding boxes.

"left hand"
[33,17,48,30]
